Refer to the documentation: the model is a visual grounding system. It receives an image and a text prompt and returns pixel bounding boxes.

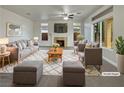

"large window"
[102,18,113,48]
[93,18,113,48]
[41,23,48,41]
[93,23,100,43]
[73,23,81,41]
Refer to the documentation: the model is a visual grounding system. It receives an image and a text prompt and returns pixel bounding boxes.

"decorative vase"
[54,48,57,52]
[53,58,58,62]
[1,45,7,53]
[116,54,124,73]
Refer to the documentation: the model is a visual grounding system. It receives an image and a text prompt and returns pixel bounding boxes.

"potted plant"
[52,43,60,52]
[115,36,124,73]
[77,35,84,44]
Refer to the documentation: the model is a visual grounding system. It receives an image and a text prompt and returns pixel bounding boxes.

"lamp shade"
[34,37,39,40]
[0,38,9,45]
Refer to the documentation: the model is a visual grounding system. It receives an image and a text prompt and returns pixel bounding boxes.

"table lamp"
[0,38,9,53]
[33,37,39,46]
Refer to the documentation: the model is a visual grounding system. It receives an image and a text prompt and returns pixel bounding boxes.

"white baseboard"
[103,56,117,67]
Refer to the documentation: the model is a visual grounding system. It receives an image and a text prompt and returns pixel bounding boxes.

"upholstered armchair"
[77,44,86,61]
[77,44,86,52]
[84,48,102,69]
[73,41,79,54]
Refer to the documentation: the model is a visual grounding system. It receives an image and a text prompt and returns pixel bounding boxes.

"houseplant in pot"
[77,35,84,44]
[115,36,124,73]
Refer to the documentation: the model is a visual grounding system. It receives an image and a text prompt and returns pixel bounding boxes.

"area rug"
[85,65,101,76]
[0,50,101,76]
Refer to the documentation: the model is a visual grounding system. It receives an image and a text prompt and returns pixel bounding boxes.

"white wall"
[0,7,34,42]
[84,17,92,42]
[113,6,124,41]
[101,6,124,67]
[34,20,74,47]
[80,21,84,35]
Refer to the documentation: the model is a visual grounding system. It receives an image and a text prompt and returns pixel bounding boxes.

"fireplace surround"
[54,37,67,48]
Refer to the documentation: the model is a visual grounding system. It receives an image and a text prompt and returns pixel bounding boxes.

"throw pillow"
[21,42,27,49]
[85,43,92,48]
[28,40,34,47]
[92,42,99,48]
[12,43,17,48]
[18,43,23,50]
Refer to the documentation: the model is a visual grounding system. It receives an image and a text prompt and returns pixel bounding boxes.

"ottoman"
[13,61,43,85]
[63,61,85,86]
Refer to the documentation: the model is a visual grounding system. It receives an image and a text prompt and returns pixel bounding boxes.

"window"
[93,23,100,43]
[73,23,81,41]
[93,18,113,48]
[102,18,113,48]
[41,23,48,41]
[73,23,81,32]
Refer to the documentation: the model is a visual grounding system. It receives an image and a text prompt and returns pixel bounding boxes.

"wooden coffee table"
[47,48,63,62]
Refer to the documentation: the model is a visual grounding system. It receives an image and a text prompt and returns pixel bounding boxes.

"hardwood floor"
[0,60,124,87]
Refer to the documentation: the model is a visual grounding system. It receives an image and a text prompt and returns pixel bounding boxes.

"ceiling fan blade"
[69,14,74,16]
[68,16,73,19]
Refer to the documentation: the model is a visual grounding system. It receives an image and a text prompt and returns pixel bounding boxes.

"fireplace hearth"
[56,40,64,47]
[54,37,67,48]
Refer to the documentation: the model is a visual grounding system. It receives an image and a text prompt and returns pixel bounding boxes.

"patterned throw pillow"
[92,42,99,48]
[18,43,23,50]
[21,42,27,49]
[85,43,92,48]
[12,43,17,48]
[28,40,34,47]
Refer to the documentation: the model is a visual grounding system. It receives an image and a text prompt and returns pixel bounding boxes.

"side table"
[0,51,10,69]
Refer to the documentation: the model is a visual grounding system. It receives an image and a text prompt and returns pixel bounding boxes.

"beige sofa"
[7,40,39,63]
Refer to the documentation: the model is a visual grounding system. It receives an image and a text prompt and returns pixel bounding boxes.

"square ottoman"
[63,61,85,86]
[13,61,43,85]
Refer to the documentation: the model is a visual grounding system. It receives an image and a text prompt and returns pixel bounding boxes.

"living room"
[0,1,124,90]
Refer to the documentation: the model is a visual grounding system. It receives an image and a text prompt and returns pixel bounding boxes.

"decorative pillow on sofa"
[21,42,27,49]
[23,40,28,46]
[85,43,92,48]
[28,40,34,47]
[18,43,23,50]
[92,42,99,48]
[12,43,18,48]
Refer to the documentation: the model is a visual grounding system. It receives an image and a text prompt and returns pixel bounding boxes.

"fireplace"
[56,40,64,47]
[54,37,67,48]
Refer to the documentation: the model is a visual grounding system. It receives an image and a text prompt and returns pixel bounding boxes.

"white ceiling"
[2,5,103,21]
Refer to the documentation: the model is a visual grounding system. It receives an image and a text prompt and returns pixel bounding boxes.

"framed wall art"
[6,23,23,36]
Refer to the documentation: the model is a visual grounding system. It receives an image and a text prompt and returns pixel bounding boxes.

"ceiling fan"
[52,12,81,20]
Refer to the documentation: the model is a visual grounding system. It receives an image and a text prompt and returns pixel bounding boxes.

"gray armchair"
[84,48,102,69]
[77,44,86,52]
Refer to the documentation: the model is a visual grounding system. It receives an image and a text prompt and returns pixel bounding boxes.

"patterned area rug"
[0,50,101,76]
